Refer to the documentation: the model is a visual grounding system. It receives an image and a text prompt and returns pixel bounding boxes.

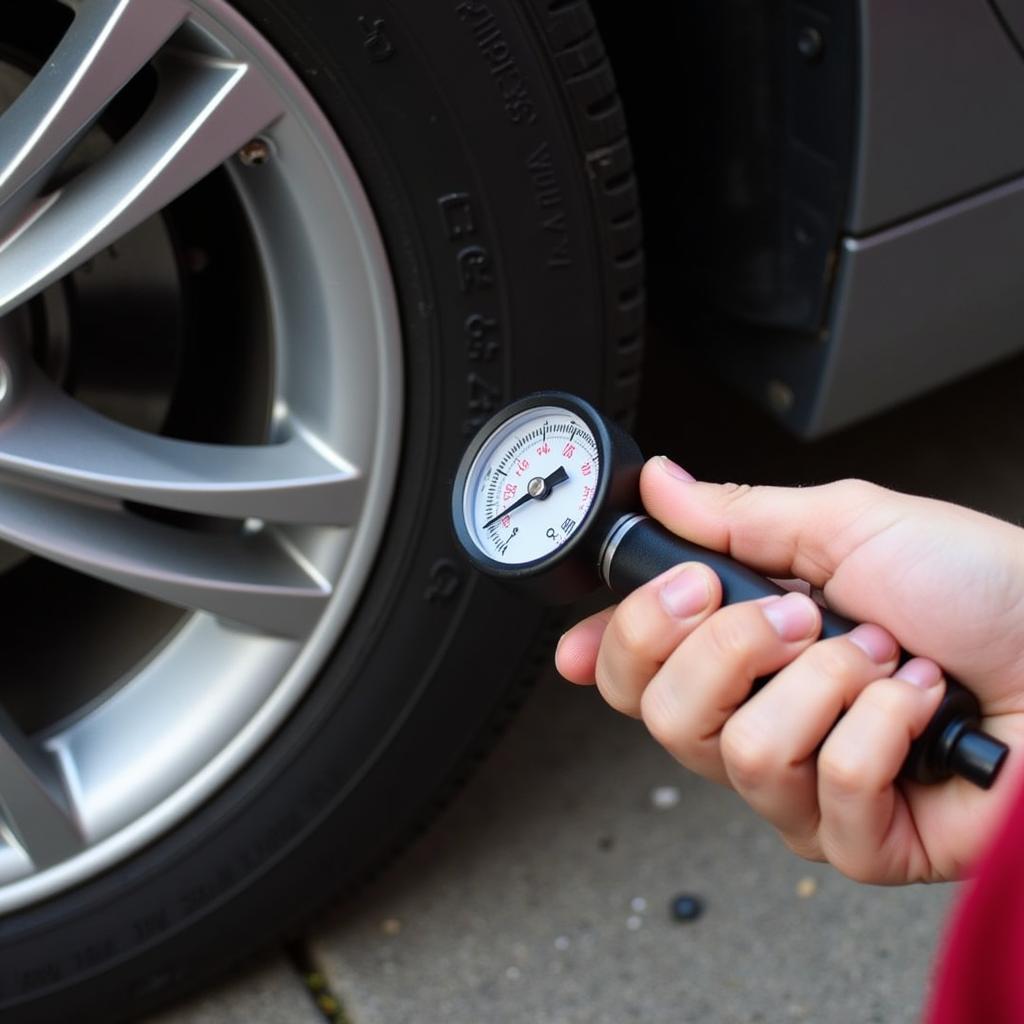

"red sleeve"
[925,772,1024,1023]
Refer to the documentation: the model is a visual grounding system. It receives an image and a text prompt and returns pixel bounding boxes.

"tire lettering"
[19,963,63,993]
[438,192,477,242]
[436,188,503,433]
[456,245,494,292]
[425,559,463,604]
[74,939,117,972]
[464,372,500,434]
[465,314,500,362]
[358,15,395,62]
[133,909,171,942]
[526,142,572,268]
[454,2,537,125]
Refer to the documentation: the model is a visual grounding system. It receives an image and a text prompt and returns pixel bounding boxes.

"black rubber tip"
[950,728,1010,790]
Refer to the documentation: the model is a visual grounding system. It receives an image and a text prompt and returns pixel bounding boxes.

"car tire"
[0,1,643,1020]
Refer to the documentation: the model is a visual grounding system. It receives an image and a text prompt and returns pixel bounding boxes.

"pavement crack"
[285,939,355,1024]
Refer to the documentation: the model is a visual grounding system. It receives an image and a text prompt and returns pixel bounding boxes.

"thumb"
[639,457,897,587]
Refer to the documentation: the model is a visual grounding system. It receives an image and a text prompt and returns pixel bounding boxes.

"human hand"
[556,457,1024,884]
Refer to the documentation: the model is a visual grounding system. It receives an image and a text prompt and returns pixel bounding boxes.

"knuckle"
[609,602,652,660]
[780,832,825,864]
[821,841,883,885]
[719,481,755,512]
[716,479,765,520]
[720,717,776,790]
[817,747,865,800]
[641,684,684,750]
[832,478,882,509]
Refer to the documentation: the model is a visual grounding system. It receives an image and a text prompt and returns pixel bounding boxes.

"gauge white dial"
[463,406,601,565]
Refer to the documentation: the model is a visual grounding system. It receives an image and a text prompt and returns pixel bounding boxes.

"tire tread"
[534,0,645,423]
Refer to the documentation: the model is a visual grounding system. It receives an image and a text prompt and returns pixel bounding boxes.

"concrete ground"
[310,676,953,1024]
[146,341,1024,1024]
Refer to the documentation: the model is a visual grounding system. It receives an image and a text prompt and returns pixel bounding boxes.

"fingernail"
[657,456,695,482]
[894,658,943,689]
[762,592,819,642]
[660,566,711,619]
[847,623,899,664]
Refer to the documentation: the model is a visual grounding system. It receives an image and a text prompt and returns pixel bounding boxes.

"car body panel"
[850,0,1024,234]
[599,0,1024,436]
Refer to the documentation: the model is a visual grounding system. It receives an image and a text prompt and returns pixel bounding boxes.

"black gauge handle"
[601,516,1008,790]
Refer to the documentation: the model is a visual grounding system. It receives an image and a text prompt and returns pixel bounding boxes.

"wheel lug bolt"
[238,137,271,166]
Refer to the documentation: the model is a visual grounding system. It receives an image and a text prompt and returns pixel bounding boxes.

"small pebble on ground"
[795,877,818,899]
[650,785,681,810]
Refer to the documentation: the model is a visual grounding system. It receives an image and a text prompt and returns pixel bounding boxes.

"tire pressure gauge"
[452,391,1009,791]
[453,392,643,604]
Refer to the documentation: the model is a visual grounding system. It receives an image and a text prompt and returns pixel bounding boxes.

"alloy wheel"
[0,0,403,913]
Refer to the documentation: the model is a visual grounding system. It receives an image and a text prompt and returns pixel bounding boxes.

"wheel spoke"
[0,368,364,524]
[0,0,189,223]
[0,706,84,869]
[0,484,330,636]
[0,46,284,317]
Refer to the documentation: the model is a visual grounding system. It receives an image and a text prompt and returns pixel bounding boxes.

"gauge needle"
[482,466,570,531]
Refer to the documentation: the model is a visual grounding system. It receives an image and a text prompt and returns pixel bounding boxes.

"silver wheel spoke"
[0,485,330,636]
[0,46,284,317]
[0,0,404,911]
[0,0,189,223]
[0,706,84,869]
[0,368,364,524]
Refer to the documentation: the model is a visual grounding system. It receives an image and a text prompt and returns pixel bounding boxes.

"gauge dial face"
[463,406,602,566]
